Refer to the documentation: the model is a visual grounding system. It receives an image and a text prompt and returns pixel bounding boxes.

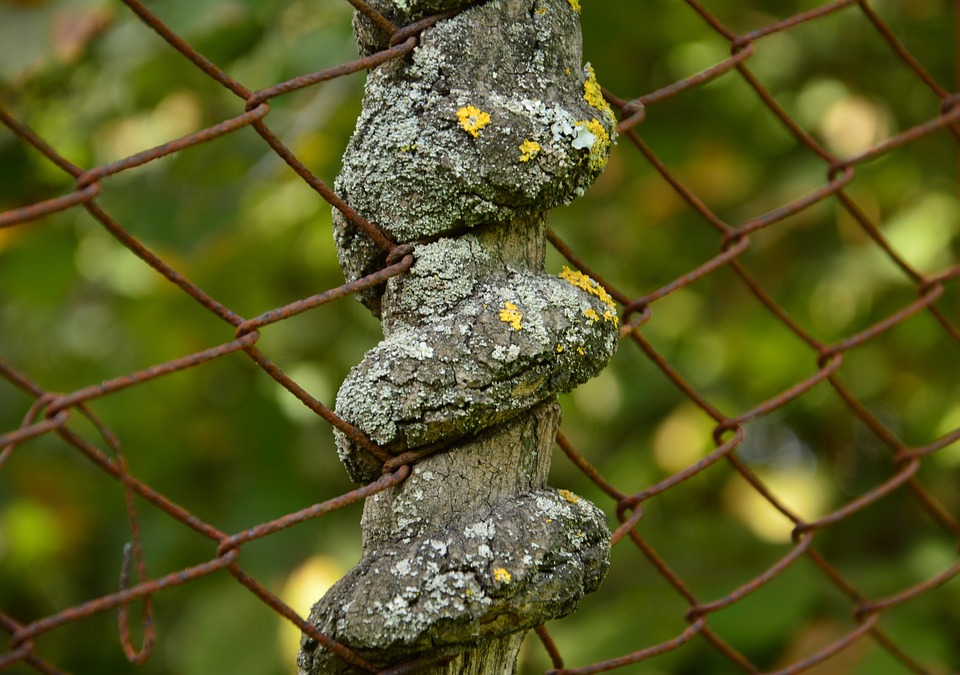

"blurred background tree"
[1,0,958,673]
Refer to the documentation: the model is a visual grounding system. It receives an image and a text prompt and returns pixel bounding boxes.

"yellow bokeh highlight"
[652,404,714,474]
[934,403,960,467]
[722,469,831,543]
[94,90,202,161]
[277,555,345,671]
[571,368,622,421]
[819,95,889,157]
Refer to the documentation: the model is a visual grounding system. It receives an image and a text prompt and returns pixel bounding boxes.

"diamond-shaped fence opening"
[2,0,959,673]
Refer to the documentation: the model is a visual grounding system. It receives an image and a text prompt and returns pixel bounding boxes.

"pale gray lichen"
[302,0,617,671]
[352,0,477,54]
[299,486,609,673]
[334,206,620,481]
[333,0,616,315]
[334,232,619,482]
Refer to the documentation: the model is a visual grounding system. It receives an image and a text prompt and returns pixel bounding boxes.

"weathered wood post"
[299,0,618,671]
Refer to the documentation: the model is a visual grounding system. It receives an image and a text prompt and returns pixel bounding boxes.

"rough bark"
[299,0,618,672]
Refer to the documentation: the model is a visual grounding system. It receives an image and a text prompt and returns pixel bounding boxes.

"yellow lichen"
[493,567,512,583]
[499,302,523,330]
[559,266,618,326]
[456,105,491,138]
[519,139,541,162]
[584,118,609,145]
[556,344,564,353]
[583,64,612,115]
[535,5,548,14]
[583,308,600,323]
[577,347,585,355]
[559,489,580,504]
[575,118,612,172]
[568,0,581,12]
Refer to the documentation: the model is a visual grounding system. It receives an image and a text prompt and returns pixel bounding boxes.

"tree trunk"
[299,0,618,672]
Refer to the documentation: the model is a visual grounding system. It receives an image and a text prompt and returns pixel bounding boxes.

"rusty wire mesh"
[2,0,960,673]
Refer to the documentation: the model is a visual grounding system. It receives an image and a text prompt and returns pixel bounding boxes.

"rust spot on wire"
[345,0,396,37]
[252,120,397,253]
[545,617,708,674]
[856,559,960,619]
[555,431,628,502]
[227,563,378,672]
[217,468,409,555]
[730,0,859,52]
[0,407,69,466]
[46,334,260,415]
[767,614,878,675]
[616,45,755,133]
[12,552,239,647]
[535,625,564,669]
[76,105,270,189]
[117,542,155,664]
[246,39,416,109]
[118,0,252,99]
[686,533,814,621]
[236,255,414,336]
[0,184,101,229]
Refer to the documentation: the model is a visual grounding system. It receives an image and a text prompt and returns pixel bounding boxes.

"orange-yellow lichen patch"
[519,139,541,162]
[584,118,609,146]
[559,266,618,325]
[583,65,612,115]
[559,489,580,504]
[568,0,581,13]
[583,308,600,323]
[575,117,611,171]
[493,567,512,583]
[456,105,491,138]
[499,302,523,330]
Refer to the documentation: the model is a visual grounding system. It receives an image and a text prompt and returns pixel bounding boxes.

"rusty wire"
[1,0,959,673]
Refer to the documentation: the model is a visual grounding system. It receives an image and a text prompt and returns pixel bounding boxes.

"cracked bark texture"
[299,0,618,672]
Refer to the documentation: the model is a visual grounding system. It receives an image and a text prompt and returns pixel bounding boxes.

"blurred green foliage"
[1,0,959,673]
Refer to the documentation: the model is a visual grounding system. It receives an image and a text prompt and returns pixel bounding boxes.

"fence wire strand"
[2,0,959,673]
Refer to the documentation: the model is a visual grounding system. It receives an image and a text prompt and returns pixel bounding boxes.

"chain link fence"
[2,0,959,672]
